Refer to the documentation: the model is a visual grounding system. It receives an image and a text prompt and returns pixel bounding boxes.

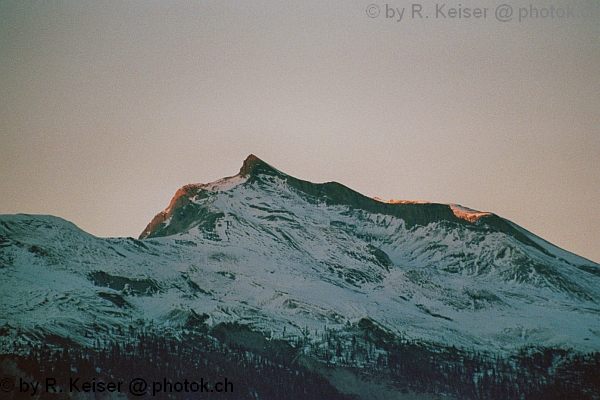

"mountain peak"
[238,154,280,177]
[238,154,261,176]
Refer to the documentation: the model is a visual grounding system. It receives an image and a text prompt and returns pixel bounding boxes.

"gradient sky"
[1,0,599,263]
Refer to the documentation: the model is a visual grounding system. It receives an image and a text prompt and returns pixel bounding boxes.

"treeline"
[1,327,354,400]
[2,321,600,400]
[301,320,600,399]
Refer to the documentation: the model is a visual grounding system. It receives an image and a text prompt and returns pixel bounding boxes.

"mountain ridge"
[140,155,553,257]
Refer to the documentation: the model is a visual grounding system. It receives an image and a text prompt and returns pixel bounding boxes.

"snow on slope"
[1,155,600,358]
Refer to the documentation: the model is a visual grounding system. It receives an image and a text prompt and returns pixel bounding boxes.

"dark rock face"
[139,185,209,239]
[238,154,278,177]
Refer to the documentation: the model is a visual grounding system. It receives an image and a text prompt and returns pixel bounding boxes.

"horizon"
[1,1,599,263]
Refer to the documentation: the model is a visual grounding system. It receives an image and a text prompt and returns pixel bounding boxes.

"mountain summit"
[238,153,279,177]
[141,155,551,254]
[141,154,475,239]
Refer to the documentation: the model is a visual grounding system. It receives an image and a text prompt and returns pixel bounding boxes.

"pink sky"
[1,1,599,263]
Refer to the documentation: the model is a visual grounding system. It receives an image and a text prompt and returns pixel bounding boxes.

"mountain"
[1,154,600,399]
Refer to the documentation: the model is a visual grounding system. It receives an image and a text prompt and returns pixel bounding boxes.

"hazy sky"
[1,0,599,263]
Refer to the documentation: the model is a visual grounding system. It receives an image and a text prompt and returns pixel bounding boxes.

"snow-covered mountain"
[0,155,600,351]
[2,154,599,360]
